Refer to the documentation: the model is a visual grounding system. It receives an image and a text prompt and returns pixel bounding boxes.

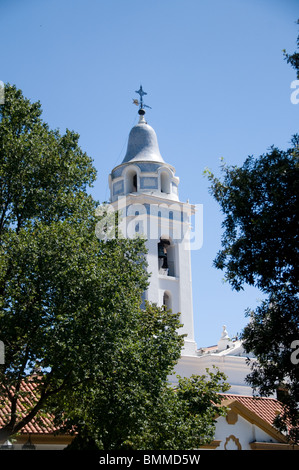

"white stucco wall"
[214,414,280,450]
[170,355,255,395]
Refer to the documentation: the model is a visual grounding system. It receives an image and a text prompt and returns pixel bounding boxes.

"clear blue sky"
[1,0,298,347]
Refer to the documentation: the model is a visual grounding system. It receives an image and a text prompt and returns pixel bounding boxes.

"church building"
[0,88,296,451]
[107,86,297,451]
[108,86,196,356]
[108,87,255,389]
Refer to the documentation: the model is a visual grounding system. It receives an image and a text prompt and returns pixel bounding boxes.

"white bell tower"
[109,87,197,356]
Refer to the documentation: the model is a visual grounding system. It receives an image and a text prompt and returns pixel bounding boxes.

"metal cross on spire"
[133,85,152,111]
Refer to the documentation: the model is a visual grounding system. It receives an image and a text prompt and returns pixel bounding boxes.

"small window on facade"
[163,291,172,311]
[158,241,168,273]
[158,237,176,277]
[126,169,138,193]
[133,174,137,192]
[161,172,170,194]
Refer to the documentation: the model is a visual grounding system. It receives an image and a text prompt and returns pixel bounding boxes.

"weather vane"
[133,85,152,111]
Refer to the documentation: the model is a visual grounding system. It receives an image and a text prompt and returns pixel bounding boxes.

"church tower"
[108,87,197,356]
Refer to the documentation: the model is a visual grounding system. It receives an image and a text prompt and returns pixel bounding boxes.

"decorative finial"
[133,85,152,115]
[221,325,229,339]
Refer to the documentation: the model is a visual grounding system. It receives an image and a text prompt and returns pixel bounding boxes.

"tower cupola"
[109,89,179,202]
[122,111,164,164]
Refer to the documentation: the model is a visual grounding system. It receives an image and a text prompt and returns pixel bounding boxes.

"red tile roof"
[0,381,286,438]
[0,378,59,435]
[220,393,284,428]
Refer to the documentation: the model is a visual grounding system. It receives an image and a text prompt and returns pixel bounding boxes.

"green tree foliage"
[205,24,299,442]
[0,85,229,449]
[205,138,299,442]
[56,306,229,450]
[0,85,148,441]
[283,19,299,79]
[132,369,229,451]
[205,141,298,295]
[53,302,185,450]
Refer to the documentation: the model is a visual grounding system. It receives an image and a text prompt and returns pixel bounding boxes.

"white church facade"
[1,89,295,451]
[108,99,196,356]
[108,87,254,391]
[106,87,297,451]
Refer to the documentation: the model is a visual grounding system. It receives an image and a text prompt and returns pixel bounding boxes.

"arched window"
[160,171,170,194]
[135,209,140,233]
[133,174,137,192]
[125,168,138,194]
[163,291,172,311]
[158,236,176,277]
[158,240,168,273]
